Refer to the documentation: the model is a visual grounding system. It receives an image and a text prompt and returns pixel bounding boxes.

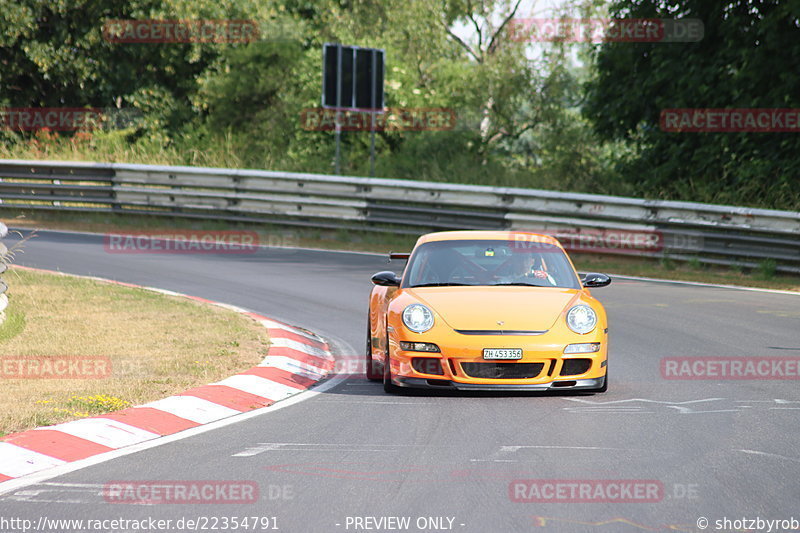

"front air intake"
[560,359,592,376]
[461,362,544,379]
[411,357,444,376]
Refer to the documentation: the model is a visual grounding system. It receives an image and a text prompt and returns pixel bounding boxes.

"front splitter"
[395,376,605,391]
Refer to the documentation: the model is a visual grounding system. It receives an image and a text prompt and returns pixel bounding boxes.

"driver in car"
[497,252,555,285]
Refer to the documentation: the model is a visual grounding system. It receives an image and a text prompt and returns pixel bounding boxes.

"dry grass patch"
[0,268,269,436]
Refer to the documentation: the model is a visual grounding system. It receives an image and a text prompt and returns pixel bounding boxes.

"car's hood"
[407,287,581,331]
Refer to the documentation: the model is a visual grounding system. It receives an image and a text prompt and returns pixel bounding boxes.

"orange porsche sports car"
[366,231,611,393]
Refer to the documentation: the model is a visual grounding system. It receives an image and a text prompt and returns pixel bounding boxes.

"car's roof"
[416,230,563,247]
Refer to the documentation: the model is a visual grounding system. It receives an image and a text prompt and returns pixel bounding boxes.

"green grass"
[0,307,26,343]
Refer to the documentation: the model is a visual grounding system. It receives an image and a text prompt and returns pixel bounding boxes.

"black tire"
[383,342,401,394]
[366,319,381,382]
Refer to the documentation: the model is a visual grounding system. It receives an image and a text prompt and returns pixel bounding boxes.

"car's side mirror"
[582,273,611,288]
[371,271,401,287]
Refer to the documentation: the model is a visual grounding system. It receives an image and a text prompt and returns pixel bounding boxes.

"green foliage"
[757,258,777,280]
[660,254,676,270]
[5,0,794,209]
[197,35,305,159]
[584,0,800,209]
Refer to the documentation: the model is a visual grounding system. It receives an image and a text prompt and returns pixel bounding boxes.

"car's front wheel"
[366,319,381,382]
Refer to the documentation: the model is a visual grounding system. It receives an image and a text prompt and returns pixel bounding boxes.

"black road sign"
[323,43,384,110]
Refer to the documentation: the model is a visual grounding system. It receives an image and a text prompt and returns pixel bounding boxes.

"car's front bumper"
[394,375,605,391]
[386,328,608,390]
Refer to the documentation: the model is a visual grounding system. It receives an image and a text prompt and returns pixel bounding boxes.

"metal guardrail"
[0,221,8,321]
[0,159,798,273]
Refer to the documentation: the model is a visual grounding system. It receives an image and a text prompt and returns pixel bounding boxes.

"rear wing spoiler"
[389,252,410,261]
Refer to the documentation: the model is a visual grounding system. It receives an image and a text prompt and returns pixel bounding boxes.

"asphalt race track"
[1,229,799,533]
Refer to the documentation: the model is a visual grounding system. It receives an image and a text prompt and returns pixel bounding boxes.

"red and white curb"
[0,266,335,484]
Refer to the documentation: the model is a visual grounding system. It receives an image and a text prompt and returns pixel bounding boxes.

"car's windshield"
[404,239,580,289]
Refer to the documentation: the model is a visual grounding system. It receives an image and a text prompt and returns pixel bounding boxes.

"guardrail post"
[0,221,8,325]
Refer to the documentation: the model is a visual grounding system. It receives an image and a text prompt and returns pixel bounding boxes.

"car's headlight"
[566,305,597,334]
[402,304,434,333]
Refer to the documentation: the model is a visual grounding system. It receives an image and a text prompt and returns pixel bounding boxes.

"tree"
[0,0,269,136]
[584,0,800,209]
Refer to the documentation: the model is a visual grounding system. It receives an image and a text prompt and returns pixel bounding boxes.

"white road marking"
[562,397,752,414]
[5,495,90,504]
[232,443,284,457]
[497,445,639,452]
[259,319,322,343]
[257,355,328,376]
[5,482,105,504]
[214,374,300,401]
[38,482,105,488]
[565,409,654,414]
[563,397,726,405]
[142,287,183,297]
[666,406,742,414]
[212,302,251,313]
[142,396,241,424]
[565,398,800,414]
[736,399,800,404]
[0,445,66,478]
[269,337,329,357]
[257,358,326,380]
[738,449,800,463]
[230,442,444,457]
[35,419,159,449]
[564,407,647,411]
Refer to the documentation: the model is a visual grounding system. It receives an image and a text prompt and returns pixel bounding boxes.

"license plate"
[483,348,522,360]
